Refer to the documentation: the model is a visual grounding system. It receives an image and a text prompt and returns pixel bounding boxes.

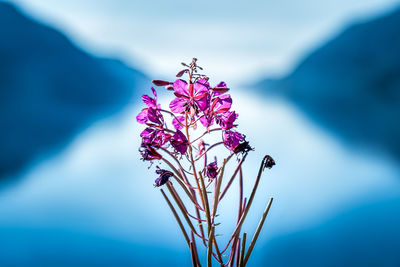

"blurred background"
[1,0,400,266]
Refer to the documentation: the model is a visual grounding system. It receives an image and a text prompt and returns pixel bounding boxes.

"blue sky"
[10,0,400,83]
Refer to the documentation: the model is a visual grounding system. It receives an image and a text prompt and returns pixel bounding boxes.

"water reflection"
[0,91,399,265]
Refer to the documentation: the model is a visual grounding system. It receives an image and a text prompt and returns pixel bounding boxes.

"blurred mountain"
[0,2,147,178]
[256,7,400,160]
[262,196,400,266]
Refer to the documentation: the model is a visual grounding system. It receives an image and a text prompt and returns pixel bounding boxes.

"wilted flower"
[140,128,171,148]
[233,140,253,154]
[223,130,243,151]
[263,155,276,169]
[154,169,173,187]
[139,143,162,161]
[206,159,218,179]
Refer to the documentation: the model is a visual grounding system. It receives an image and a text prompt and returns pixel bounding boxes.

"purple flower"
[170,130,189,154]
[154,169,173,187]
[140,128,171,148]
[199,111,215,128]
[224,131,253,154]
[223,130,243,151]
[172,116,185,130]
[206,160,218,179]
[211,94,232,114]
[136,88,163,125]
[216,110,238,130]
[169,79,209,114]
[147,107,164,125]
[199,94,233,128]
[139,143,162,161]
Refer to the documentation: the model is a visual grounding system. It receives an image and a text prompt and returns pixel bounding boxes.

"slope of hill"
[257,7,400,160]
[0,2,147,178]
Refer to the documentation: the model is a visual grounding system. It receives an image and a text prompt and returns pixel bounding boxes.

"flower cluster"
[136,58,274,267]
[137,61,252,178]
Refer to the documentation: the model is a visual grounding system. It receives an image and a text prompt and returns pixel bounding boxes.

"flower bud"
[152,80,171,86]
[212,87,230,94]
[165,85,174,90]
[176,69,188,77]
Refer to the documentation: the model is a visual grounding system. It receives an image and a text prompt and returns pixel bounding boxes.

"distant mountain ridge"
[0,2,147,178]
[257,7,400,160]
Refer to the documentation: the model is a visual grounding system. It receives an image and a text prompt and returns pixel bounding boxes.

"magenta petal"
[140,127,154,137]
[136,110,148,124]
[194,78,209,94]
[214,94,232,113]
[223,131,243,151]
[173,79,189,97]
[142,95,156,108]
[169,98,187,113]
[216,81,226,88]
[172,116,185,130]
[218,110,238,130]
[196,96,209,111]
[213,81,227,96]
[200,114,214,128]
[171,130,188,154]
[147,107,163,124]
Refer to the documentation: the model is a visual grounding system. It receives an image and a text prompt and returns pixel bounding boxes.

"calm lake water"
[0,90,399,266]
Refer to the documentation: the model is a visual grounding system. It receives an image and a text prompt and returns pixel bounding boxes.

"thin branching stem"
[207,226,215,267]
[199,171,212,234]
[191,231,201,267]
[212,158,227,219]
[219,154,248,201]
[243,197,273,266]
[185,112,205,210]
[166,182,199,236]
[238,233,247,267]
[194,142,224,162]
[190,128,223,145]
[229,155,270,241]
[160,189,190,247]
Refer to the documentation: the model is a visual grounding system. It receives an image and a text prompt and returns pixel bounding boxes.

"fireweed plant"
[137,58,275,267]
